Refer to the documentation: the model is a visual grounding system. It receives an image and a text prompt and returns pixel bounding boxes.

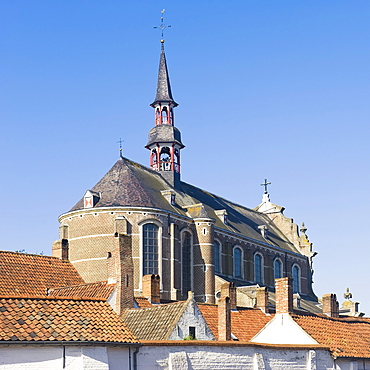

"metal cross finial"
[260,179,271,194]
[117,138,124,158]
[154,9,171,44]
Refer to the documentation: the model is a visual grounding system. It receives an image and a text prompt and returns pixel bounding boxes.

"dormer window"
[161,190,176,206]
[83,190,100,209]
[215,209,228,225]
[258,225,268,238]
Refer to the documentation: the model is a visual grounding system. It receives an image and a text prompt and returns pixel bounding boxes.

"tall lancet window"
[214,240,221,274]
[254,253,263,284]
[182,231,192,294]
[292,264,301,293]
[274,259,282,280]
[233,247,243,278]
[143,223,159,275]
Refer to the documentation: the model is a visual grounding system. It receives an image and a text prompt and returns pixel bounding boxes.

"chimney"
[113,234,134,315]
[52,239,69,261]
[256,286,269,313]
[220,282,237,310]
[275,277,293,314]
[218,296,231,341]
[322,294,339,318]
[142,274,160,304]
[106,252,116,285]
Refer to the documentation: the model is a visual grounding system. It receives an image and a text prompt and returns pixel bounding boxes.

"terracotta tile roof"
[0,296,138,344]
[0,251,84,296]
[134,297,178,308]
[293,314,370,358]
[122,301,188,340]
[135,297,153,308]
[199,304,271,341]
[49,281,114,300]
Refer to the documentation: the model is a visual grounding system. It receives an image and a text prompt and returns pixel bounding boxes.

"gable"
[168,299,215,340]
[251,313,318,345]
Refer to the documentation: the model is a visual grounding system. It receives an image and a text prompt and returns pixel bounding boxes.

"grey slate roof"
[151,48,178,106]
[69,157,300,254]
[146,124,184,148]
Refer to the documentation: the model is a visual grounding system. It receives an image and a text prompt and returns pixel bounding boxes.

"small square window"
[189,326,196,339]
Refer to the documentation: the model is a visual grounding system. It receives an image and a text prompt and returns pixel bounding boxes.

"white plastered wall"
[168,299,215,340]
[137,345,335,370]
[251,313,318,345]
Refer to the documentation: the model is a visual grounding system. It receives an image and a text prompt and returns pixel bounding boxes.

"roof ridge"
[50,281,109,291]
[0,295,105,302]
[0,250,61,260]
[293,313,370,324]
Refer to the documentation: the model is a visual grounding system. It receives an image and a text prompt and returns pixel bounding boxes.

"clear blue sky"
[0,1,369,313]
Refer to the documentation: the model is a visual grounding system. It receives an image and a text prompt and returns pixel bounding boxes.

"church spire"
[146,15,184,188]
[151,44,178,108]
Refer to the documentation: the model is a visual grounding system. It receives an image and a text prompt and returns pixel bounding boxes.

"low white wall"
[0,345,132,370]
[335,359,370,370]
[137,343,335,370]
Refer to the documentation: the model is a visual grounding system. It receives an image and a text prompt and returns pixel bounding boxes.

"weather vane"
[260,179,271,194]
[117,138,124,158]
[154,9,171,45]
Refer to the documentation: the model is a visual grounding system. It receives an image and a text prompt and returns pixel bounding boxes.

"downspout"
[133,346,140,370]
[128,347,131,370]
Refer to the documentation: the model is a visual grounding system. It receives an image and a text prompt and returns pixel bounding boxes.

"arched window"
[274,259,282,280]
[214,240,221,274]
[292,264,301,293]
[233,247,243,278]
[182,231,192,294]
[161,106,168,124]
[142,223,159,275]
[254,253,263,284]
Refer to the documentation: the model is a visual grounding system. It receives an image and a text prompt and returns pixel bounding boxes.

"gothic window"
[214,240,221,274]
[274,259,282,280]
[292,264,301,293]
[233,247,243,278]
[182,231,192,294]
[143,223,159,276]
[254,253,263,284]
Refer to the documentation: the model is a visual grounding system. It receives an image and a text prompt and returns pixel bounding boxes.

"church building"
[52,39,318,309]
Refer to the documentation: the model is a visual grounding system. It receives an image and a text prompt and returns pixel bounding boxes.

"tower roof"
[151,46,178,107]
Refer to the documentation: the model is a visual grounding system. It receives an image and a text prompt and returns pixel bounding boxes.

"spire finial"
[154,9,171,46]
[260,179,271,194]
[117,138,124,158]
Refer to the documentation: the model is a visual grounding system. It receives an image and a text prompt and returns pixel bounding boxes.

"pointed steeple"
[146,41,184,189]
[151,44,178,107]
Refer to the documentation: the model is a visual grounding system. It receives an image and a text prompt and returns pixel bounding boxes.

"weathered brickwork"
[56,205,311,303]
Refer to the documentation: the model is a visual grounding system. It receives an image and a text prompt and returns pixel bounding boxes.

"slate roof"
[0,251,84,296]
[151,47,177,106]
[0,296,138,344]
[68,157,299,254]
[198,304,271,341]
[293,314,370,358]
[122,300,189,340]
[49,281,114,300]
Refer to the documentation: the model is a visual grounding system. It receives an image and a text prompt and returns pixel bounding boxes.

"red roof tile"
[49,281,114,300]
[293,314,370,358]
[0,251,84,296]
[0,296,138,344]
[198,304,271,341]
